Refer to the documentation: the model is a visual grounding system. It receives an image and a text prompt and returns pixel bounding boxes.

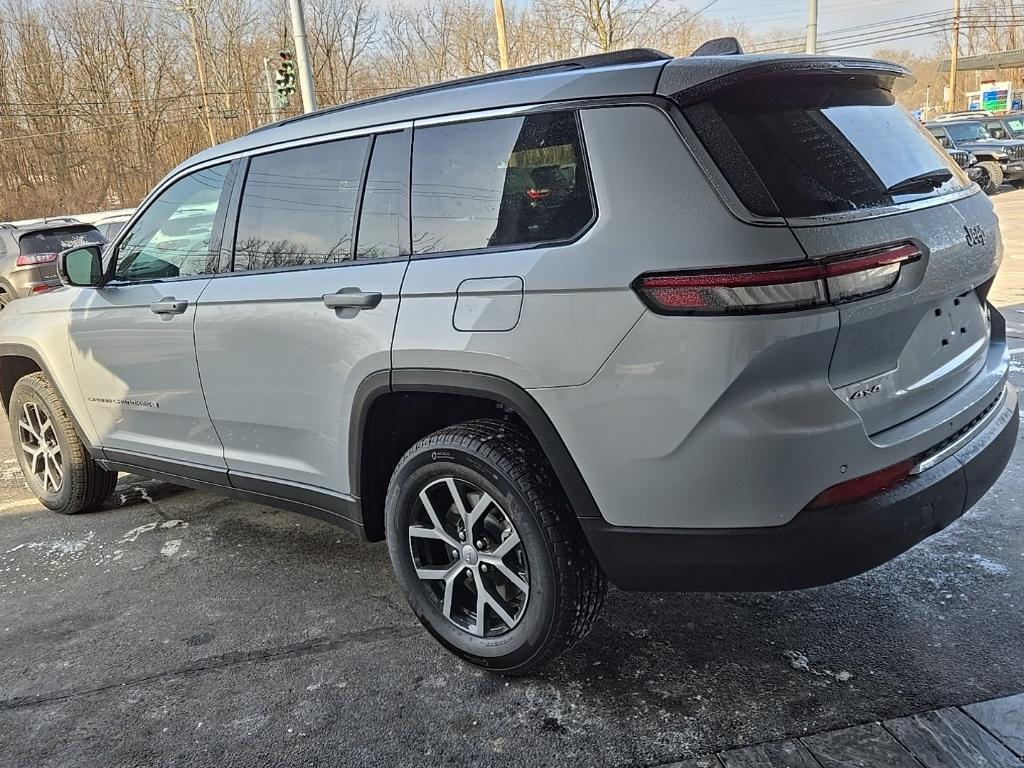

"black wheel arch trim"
[0,342,99,456]
[350,368,604,521]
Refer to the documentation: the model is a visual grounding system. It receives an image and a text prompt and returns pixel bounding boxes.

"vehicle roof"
[927,119,988,126]
[170,45,906,180]
[182,51,670,172]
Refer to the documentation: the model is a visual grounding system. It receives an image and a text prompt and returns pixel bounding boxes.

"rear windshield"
[684,80,969,218]
[19,226,105,255]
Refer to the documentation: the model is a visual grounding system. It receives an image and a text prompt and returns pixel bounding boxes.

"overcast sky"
[701,0,952,56]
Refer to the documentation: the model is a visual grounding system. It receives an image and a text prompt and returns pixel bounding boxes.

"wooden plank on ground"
[718,739,822,768]
[801,722,920,768]
[963,694,1024,758]
[884,707,1021,768]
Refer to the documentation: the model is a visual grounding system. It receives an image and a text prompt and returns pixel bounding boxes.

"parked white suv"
[0,44,1017,673]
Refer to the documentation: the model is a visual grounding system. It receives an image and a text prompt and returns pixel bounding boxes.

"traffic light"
[275,50,296,102]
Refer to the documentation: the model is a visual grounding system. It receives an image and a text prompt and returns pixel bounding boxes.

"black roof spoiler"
[658,55,912,107]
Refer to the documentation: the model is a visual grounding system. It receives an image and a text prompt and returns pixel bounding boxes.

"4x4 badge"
[849,384,882,401]
[965,224,986,247]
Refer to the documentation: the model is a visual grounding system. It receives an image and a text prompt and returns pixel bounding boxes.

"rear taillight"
[633,243,921,315]
[16,252,59,267]
[805,458,916,509]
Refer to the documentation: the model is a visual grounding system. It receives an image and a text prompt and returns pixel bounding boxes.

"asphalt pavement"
[2,207,1024,766]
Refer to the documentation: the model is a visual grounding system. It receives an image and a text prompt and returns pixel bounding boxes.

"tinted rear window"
[19,226,104,255]
[412,111,594,254]
[685,81,969,218]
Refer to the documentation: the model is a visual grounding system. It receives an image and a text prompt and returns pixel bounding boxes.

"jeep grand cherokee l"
[0,43,1016,673]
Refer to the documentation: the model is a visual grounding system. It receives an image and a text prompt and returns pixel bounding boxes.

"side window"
[233,137,368,272]
[114,164,230,282]
[412,111,594,254]
[355,131,410,260]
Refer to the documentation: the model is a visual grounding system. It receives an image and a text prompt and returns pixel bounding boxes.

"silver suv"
[0,44,1018,673]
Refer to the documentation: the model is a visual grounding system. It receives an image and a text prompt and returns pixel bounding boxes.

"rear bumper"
[582,383,1018,592]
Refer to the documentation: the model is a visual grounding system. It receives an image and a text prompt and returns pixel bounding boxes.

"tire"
[385,418,607,674]
[977,161,1004,195]
[8,372,117,514]
[0,292,10,311]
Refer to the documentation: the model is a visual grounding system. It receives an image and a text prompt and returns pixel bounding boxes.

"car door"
[67,161,237,471]
[194,130,411,499]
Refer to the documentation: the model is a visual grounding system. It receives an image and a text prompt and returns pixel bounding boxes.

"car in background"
[980,114,1024,142]
[947,147,987,186]
[0,219,106,310]
[927,119,1024,193]
[93,214,133,241]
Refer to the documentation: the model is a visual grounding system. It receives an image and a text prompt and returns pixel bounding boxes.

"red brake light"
[16,252,59,267]
[526,188,550,201]
[634,243,921,315]
[806,459,916,509]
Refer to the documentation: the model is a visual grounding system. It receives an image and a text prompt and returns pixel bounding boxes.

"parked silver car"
[0,42,1017,673]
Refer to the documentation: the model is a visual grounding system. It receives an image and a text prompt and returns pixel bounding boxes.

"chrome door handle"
[322,289,382,311]
[150,297,189,316]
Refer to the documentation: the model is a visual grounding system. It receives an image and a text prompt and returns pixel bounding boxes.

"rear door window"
[233,137,369,271]
[685,81,970,218]
[411,111,594,254]
[19,226,104,256]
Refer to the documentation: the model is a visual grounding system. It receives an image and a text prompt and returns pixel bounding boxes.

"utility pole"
[805,0,818,53]
[263,58,281,123]
[181,2,216,146]
[947,0,961,110]
[494,0,510,70]
[287,0,317,113]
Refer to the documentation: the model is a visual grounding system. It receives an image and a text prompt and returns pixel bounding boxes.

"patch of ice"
[969,554,1009,574]
[159,539,182,557]
[119,522,159,542]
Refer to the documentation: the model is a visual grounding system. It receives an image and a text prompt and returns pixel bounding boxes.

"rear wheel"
[385,419,607,674]
[0,292,10,311]
[977,161,1004,195]
[9,373,117,514]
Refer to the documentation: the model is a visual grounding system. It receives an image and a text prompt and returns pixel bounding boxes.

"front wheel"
[976,161,1004,195]
[9,372,117,514]
[385,419,607,674]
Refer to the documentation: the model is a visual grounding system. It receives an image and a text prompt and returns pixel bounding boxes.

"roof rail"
[691,37,744,56]
[251,48,672,135]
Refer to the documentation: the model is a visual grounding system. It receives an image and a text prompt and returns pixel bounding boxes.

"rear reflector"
[634,243,920,315]
[805,458,916,509]
[16,252,59,267]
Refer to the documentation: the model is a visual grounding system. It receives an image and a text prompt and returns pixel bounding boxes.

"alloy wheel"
[18,401,64,494]
[407,477,530,637]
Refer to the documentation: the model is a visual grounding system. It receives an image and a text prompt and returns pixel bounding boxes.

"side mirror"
[58,245,105,288]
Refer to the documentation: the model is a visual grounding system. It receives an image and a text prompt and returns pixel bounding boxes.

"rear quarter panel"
[392,103,809,388]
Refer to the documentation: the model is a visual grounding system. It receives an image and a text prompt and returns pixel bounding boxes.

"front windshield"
[1007,117,1024,137]
[947,122,992,142]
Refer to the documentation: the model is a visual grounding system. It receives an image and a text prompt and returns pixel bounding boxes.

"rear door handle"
[322,289,382,311]
[150,297,189,316]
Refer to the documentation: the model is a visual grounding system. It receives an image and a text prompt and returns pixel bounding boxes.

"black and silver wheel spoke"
[408,477,530,637]
[18,401,63,494]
